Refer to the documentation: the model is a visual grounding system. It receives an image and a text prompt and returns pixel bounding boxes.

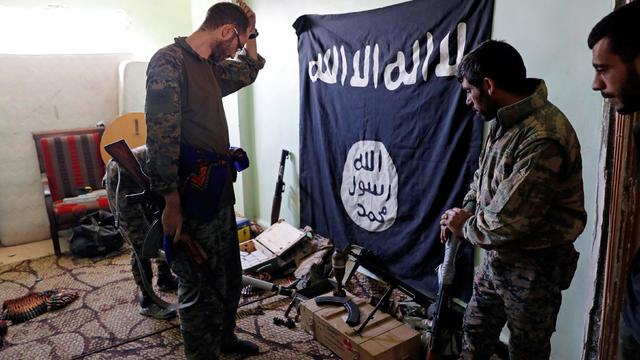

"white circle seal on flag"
[340,140,398,232]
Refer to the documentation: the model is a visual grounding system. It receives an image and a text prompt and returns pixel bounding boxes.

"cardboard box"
[239,221,305,272]
[300,293,421,360]
[236,217,251,243]
[237,226,251,243]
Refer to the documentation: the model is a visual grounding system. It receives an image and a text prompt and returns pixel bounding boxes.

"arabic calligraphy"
[347,172,391,201]
[340,140,398,232]
[308,22,466,91]
[356,204,388,224]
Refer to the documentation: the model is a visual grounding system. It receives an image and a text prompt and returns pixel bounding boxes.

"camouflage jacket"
[145,37,265,196]
[461,79,586,251]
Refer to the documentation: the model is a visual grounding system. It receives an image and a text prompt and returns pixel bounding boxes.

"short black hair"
[588,1,640,63]
[456,40,527,94]
[200,2,249,33]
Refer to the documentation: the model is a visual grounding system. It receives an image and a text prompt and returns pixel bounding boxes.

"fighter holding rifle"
[440,40,586,360]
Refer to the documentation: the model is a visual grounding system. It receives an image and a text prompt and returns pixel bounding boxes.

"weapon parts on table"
[343,243,465,338]
[313,250,361,326]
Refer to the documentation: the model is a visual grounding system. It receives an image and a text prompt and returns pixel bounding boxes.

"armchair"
[32,127,110,256]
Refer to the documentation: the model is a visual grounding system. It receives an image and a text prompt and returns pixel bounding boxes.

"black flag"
[295,0,493,301]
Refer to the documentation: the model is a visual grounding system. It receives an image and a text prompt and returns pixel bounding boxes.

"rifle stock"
[104,139,150,190]
[270,197,282,225]
[270,149,289,224]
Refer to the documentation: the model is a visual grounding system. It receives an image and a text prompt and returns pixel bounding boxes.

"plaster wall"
[0,0,192,246]
[492,1,610,358]
[246,0,610,358]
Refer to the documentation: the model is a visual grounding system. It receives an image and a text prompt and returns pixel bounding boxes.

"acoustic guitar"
[100,112,146,165]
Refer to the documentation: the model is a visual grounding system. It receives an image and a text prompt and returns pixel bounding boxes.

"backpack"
[70,210,123,258]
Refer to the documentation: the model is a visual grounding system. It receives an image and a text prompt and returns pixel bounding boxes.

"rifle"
[104,139,207,310]
[104,139,208,257]
[271,149,290,224]
[342,246,438,335]
[426,235,462,360]
[346,245,437,313]
[106,139,274,312]
[103,139,163,211]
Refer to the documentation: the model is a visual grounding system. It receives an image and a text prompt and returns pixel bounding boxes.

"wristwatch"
[249,29,259,39]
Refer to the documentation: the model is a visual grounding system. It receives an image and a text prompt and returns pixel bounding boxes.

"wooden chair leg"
[50,225,61,257]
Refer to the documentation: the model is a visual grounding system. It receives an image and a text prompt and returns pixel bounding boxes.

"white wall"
[0,0,192,248]
[0,53,132,246]
[248,0,610,358]
[0,0,192,60]
[492,1,610,358]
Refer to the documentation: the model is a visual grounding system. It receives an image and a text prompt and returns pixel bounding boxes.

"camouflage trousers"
[170,206,242,360]
[460,248,578,360]
[619,316,640,360]
[104,159,172,294]
[114,200,173,291]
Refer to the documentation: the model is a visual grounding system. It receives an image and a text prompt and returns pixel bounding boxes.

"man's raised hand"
[236,0,256,32]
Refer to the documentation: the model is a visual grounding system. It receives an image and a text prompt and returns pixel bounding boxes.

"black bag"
[70,211,123,258]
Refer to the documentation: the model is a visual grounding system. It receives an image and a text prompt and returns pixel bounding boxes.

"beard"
[615,65,640,115]
[210,38,235,62]
[480,103,500,121]
[476,92,499,121]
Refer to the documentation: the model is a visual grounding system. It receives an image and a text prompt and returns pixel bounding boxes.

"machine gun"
[346,246,436,307]
[344,246,436,333]
[344,243,464,353]
[271,149,290,224]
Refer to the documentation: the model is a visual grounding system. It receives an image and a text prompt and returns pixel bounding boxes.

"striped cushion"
[52,196,110,224]
[39,134,105,201]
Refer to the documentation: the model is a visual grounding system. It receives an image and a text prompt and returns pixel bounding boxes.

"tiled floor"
[0,232,71,266]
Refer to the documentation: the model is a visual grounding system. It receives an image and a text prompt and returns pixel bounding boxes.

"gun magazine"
[315,296,361,327]
[344,299,360,326]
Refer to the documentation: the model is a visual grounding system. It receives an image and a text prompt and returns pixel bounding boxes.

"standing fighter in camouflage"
[589,2,640,358]
[144,1,264,359]
[439,40,586,360]
[104,145,178,320]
